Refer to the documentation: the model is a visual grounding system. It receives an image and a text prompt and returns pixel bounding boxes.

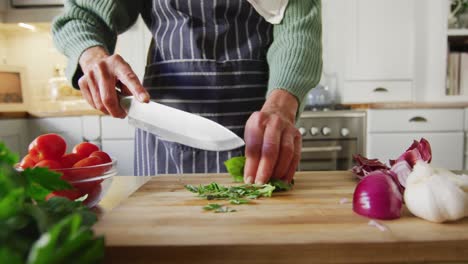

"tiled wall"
[0,25,68,101]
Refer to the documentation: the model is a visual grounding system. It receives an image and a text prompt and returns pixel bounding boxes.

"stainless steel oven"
[296,110,366,171]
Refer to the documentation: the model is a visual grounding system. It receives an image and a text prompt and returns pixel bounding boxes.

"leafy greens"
[0,142,104,264]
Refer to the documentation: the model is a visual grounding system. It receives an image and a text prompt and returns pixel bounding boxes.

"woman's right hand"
[78,46,150,118]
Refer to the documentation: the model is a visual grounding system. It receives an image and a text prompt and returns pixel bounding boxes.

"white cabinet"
[29,117,83,153]
[369,132,464,170]
[340,0,415,103]
[0,119,29,157]
[367,109,465,170]
[100,116,135,176]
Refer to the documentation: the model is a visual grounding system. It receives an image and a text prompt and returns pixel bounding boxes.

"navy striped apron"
[135,0,273,176]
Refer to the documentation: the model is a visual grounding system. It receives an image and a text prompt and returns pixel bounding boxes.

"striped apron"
[135,0,273,176]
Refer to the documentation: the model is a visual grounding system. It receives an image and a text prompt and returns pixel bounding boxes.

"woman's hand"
[243,89,302,184]
[78,46,150,118]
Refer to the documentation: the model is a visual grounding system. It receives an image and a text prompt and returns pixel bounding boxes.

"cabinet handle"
[373,87,389,93]
[409,116,428,123]
[301,146,343,153]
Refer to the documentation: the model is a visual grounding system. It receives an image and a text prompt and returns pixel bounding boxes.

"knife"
[119,96,245,151]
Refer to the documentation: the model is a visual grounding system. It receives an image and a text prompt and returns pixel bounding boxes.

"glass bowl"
[56,159,117,207]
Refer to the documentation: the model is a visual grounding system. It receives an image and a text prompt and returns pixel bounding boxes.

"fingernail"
[255,178,264,185]
[245,176,253,184]
[139,94,148,102]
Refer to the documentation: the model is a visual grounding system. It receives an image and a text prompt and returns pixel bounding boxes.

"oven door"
[299,139,357,171]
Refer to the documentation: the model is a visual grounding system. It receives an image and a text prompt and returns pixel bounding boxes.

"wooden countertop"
[95,172,468,264]
[349,102,468,109]
[27,109,103,118]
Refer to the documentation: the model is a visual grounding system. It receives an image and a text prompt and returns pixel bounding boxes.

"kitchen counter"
[348,102,468,109]
[95,172,468,264]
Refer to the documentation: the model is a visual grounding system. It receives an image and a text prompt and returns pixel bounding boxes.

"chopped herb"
[229,198,249,205]
[203,203,223,211]
[214,206,236,213]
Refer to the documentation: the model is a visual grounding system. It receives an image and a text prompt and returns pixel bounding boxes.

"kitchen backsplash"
[0,23,68,106]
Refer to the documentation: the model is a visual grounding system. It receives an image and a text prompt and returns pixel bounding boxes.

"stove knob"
[341,128,350,137]
[310,127,319,136]
[321,127,331,136]
[298,127,306,136]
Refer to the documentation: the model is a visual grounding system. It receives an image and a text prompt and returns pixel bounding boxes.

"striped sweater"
[52,0,322,117]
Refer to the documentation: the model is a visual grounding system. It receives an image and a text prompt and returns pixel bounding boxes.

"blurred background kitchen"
[0,0,467,175]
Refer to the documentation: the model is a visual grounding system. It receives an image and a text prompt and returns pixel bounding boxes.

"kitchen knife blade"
[120,96,245,151]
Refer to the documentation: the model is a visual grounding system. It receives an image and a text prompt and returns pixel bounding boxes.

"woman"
[52,0,322,184]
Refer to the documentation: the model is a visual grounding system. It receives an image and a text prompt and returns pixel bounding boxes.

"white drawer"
[342,81,413,103]
[368,109,464,132]
[368,132,464,170]
[101,117,135,139]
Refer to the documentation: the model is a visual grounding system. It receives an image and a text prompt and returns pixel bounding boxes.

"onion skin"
[353,172,403,220]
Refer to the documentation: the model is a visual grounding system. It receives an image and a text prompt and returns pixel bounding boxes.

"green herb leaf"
[26,214,104,264]
[203,203,223,211]
[0,142,19,166]
[224,156,246,183]
[22,168,72,202]
[0,247,23,264]
[0,188,24,220]
[269,179,293,191]
[229,198,249,205]
[214,206,236,213]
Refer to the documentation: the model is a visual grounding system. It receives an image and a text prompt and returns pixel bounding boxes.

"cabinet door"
[0,119,28,156]
[29,117,83,153]
[101,139,134,176]
[344,0,414,81]
[368,132,464,170]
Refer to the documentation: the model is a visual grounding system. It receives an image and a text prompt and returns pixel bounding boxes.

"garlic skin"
[404,161,468,223]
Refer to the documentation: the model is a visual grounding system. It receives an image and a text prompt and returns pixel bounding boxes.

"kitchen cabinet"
[29,117,83,153]
[340,0,415,103]
[0,119,29,157]
[101,116,135,176]
[367,109,465,170]
[2,2,62,23]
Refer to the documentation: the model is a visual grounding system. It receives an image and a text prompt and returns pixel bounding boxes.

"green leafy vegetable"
[224,156,246,183]
[0,142,104,264]
[186,156,295,212]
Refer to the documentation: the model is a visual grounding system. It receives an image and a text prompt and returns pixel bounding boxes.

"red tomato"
[46,189,82,201]
[72,142,100,159]
[19,154,36,169]
[89,151,112,163]
[35,160,62,170]
[60,153,82,168]
[30,134,67,161]
[83,185,102,207]
[73,156,103,168]
[28,148,40,163]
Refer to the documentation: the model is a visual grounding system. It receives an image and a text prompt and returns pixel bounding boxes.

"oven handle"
[301,146,343,153]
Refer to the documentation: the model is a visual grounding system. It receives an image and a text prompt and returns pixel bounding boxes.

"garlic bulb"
[404,161,468,223]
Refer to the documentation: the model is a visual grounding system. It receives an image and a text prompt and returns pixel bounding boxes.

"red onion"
[390,160,412,188]
[353,171,403,220]
[351,154,389,179]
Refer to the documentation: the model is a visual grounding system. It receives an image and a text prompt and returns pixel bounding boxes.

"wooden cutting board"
[94,171,468,264]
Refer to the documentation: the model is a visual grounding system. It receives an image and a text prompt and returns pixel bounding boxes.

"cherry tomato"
[46,189,82,201]
[60,153,82,168]
[30,134,67,161]
[83,185,102,207]
[19,154,36,169]
[72,142,100,159]
[28,148,40,163]
[35,160,62,170]
[64,156,106,181]
[89,151,112,163]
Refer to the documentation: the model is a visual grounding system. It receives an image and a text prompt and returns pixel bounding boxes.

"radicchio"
[351,138,432,193]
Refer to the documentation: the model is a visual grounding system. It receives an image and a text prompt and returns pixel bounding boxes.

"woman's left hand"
[243,89,302,185]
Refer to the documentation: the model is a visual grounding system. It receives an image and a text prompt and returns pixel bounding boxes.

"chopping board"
[94,171,468,264]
